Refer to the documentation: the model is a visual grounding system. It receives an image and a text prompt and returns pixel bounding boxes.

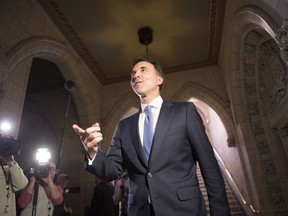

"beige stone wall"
[1,0,288,215]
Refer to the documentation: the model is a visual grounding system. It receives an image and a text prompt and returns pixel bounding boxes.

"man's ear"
[157,76,164,85]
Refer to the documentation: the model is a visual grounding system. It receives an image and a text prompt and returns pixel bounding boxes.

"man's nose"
[134,70,141,77]
[131,71,139,80]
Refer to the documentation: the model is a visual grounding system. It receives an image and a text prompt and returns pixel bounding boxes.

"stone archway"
[2,37,102,131]
[171,81,235,147]
[228,6,288,215]
[0,37,102,215]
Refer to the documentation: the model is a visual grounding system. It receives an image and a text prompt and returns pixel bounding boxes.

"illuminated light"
[1,121,12,132]
[36,148,51,164]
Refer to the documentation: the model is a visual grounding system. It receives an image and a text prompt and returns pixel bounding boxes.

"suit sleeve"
[85,122,124,182]
[187,102,230,216]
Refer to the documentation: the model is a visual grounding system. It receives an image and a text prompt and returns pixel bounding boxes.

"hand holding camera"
[26,168,37,183]
[27,164,54,182]
[0,155,15,165]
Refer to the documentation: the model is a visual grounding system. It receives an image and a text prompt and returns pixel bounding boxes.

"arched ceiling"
[37,0,227,85]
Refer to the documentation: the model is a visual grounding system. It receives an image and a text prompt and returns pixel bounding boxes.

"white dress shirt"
[139,96,163,146]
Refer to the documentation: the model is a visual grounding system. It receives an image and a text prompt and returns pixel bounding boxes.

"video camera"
[27,164,51,180]
[35,164,51,178]
[0,135,20,156]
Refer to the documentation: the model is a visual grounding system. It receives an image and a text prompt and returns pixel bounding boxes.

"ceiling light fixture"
[137,26,153,59]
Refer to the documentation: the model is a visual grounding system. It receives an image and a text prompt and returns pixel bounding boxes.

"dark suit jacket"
[86,101,230,216]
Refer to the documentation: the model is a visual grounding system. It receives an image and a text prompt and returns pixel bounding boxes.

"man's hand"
[72,123,103,159]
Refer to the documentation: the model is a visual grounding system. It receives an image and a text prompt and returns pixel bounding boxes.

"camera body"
[26,164,51,180]
[34,164,51,179]
[0,136,20,156]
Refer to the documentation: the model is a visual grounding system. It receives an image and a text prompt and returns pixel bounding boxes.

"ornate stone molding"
[266,18,288,129]
[276,19,288,66]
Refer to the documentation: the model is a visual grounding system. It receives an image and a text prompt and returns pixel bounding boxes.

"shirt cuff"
[87,154,96,165]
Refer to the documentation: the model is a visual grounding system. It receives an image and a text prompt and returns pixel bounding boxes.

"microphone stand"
[32,179,40,216]
[56,80,75,172]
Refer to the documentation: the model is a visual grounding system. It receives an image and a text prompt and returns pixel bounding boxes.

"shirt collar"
[141,96,163,112]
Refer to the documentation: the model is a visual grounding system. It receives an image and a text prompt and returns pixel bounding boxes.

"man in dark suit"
[73,57,231,216]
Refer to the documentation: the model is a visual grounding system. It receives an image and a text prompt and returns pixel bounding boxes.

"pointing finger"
[72,124,85,135]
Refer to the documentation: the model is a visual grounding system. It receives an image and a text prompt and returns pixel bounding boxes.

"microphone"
[64,80,76,94]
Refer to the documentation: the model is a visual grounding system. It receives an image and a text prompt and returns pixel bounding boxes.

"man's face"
[130,61,163,98]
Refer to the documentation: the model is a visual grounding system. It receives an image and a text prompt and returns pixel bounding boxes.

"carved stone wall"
[259,40,287,113]
[242,29,288,213]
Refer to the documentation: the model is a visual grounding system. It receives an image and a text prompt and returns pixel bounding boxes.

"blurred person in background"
[89,175,118,216]
[113,172,128,216]
[0,154,28,216]
[18,161,63,216]
[53,173,73,216]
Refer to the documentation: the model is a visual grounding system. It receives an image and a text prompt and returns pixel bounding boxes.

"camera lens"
[0,140,13,155]
[36,165,50,178]
[0,136,20,156]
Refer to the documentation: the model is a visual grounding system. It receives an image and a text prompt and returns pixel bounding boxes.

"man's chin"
[133,88,144,96]
[134,91,146,98]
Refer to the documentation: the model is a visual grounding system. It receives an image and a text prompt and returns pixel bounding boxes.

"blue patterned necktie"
[143,105,154,160]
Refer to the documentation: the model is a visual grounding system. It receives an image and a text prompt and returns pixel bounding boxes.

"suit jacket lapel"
[129,110,148,167]
[149,101,173,166]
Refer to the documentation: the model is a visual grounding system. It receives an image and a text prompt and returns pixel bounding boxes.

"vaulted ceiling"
[35,0,226,85]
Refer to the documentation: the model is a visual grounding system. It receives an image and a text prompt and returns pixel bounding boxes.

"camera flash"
[36,148,51,164]
[1,122,11,132]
